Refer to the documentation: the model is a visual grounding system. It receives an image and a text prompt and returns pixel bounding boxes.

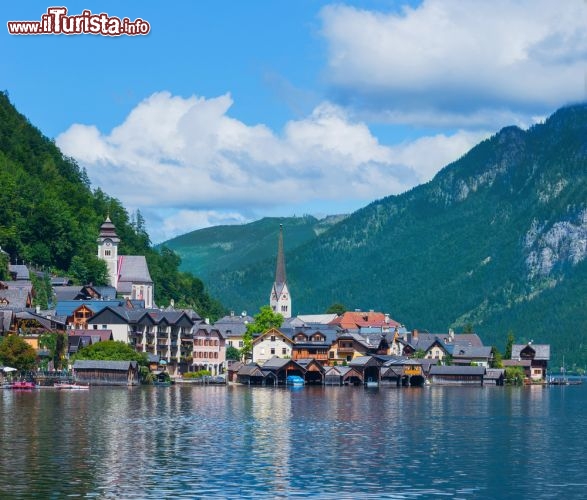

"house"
[252,328,293,364]
[213,311,253,351]
[290,328,338,365]
[508,343,550,381]
[329,331,391,364]
[193,325,226,375]
[67,329,113,357]
[72,360,140,385]
[428,365,486,385]
[484,368,505,386]
[451,345,493,367]
[87,306,196,376]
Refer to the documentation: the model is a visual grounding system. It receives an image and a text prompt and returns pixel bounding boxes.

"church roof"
[118,256,152,285]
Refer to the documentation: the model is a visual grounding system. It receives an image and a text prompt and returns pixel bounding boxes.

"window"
[102,325,107,329]
[270,335,276,342]
[329,352,334,359]
[105,250,111,256]
[93,324,98,330]
[270,348,275,355]
[228,340,233,347]
[239,341,243,348]
[282,348,287,355]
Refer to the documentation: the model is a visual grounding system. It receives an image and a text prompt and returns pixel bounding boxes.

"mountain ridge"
[169,103,587,367]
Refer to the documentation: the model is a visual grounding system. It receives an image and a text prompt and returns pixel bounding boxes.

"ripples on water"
[1,384,586,499]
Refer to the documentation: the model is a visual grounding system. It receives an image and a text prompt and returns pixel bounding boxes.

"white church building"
[97,217,154,308]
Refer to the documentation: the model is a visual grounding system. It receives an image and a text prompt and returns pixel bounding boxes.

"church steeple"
[270,224,291,318]
[275,224,286,286]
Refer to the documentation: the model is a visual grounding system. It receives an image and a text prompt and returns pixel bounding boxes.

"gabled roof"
[429,365,485,376]
[69,329,113,342]
[55,300,122,317]
[118,255,152,284]
[511,343,550,361]
[329,311,401,329]
[73,360,138,371]
[452,346,492,359]
[252,328,293,345]
[237,363,264,377]
[8,264,29,280]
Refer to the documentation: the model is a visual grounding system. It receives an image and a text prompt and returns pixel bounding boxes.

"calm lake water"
[1,383,586,499]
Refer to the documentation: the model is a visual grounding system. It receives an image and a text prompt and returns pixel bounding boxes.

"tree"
[226,346,241,361]
[326,303,346,315]
[504,330,515,360]
[490,346,503,368]
[241,305,284,360]
[505,366,525,385]
[73,340,148,366]
[39,332,67,369]
[462,322,474,334]
[0,335,37,371]
[413,349,426,359]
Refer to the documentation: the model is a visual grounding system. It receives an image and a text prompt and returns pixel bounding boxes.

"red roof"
[329,311,400,329]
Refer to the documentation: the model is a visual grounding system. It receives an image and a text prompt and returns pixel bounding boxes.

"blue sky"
[3,1,586,242]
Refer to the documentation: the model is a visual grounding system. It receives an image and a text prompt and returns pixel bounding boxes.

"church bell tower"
[97,216,120,288]
[269,224,291,318]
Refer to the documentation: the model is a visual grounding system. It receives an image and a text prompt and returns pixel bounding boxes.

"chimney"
[449,328,454,341]
[230,310,235,317]
[413,329,419,340]
[241,311,247,317]
[384,313,390,324]
[35,305,40,314]
[205,318,210,325]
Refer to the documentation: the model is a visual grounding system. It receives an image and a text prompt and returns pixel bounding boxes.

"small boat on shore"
[55,383,89,390]
[11,381,36,390]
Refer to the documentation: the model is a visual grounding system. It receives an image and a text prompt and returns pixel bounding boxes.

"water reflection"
[1,384,587,498]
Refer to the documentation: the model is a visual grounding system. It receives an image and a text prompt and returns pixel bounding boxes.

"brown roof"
[329,311,400,329]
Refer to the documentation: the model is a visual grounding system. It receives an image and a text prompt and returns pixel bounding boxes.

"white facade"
[253,330,293,364]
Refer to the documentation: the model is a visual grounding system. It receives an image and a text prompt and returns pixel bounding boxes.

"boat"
[11,381,36,390]
[286,375,305,386]
[55,383,89,390]
[365,377,379,388]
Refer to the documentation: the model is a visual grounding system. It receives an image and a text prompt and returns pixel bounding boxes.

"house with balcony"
[505,343,550,381]
[290,328,338,365]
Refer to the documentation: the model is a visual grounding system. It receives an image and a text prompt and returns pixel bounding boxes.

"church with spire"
[97,216,154,308]
[270,224,291,318]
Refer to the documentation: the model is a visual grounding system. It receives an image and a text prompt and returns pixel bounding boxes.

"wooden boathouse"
[73,360,140,386]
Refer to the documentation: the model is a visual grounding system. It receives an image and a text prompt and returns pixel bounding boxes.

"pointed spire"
[275,224,286,285]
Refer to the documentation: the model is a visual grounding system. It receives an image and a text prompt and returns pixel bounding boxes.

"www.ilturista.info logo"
[7,7,150,36]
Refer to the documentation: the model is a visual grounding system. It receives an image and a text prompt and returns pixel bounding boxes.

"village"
[0,218,551,388]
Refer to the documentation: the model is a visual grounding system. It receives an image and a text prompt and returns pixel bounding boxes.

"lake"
[1,383,586,499]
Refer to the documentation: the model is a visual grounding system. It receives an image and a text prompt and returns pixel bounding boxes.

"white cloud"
[56,91,486,241]
[320,0,587,127]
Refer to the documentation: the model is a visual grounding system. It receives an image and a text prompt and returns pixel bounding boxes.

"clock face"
[105,241,111,247]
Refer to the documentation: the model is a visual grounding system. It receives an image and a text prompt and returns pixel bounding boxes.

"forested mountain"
[0,91,224,319]
[184,104,587,368]
[161,214,347,281]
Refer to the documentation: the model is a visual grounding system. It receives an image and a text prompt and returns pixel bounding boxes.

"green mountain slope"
[196,104,587,367]
[162,214,347,280]
[0,91,223,319]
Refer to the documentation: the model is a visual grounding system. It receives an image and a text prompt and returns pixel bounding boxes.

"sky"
[2,0,587,243]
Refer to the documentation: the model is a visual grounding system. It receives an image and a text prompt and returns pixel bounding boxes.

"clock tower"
[97,216,120,288]
[269,224,291,318]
